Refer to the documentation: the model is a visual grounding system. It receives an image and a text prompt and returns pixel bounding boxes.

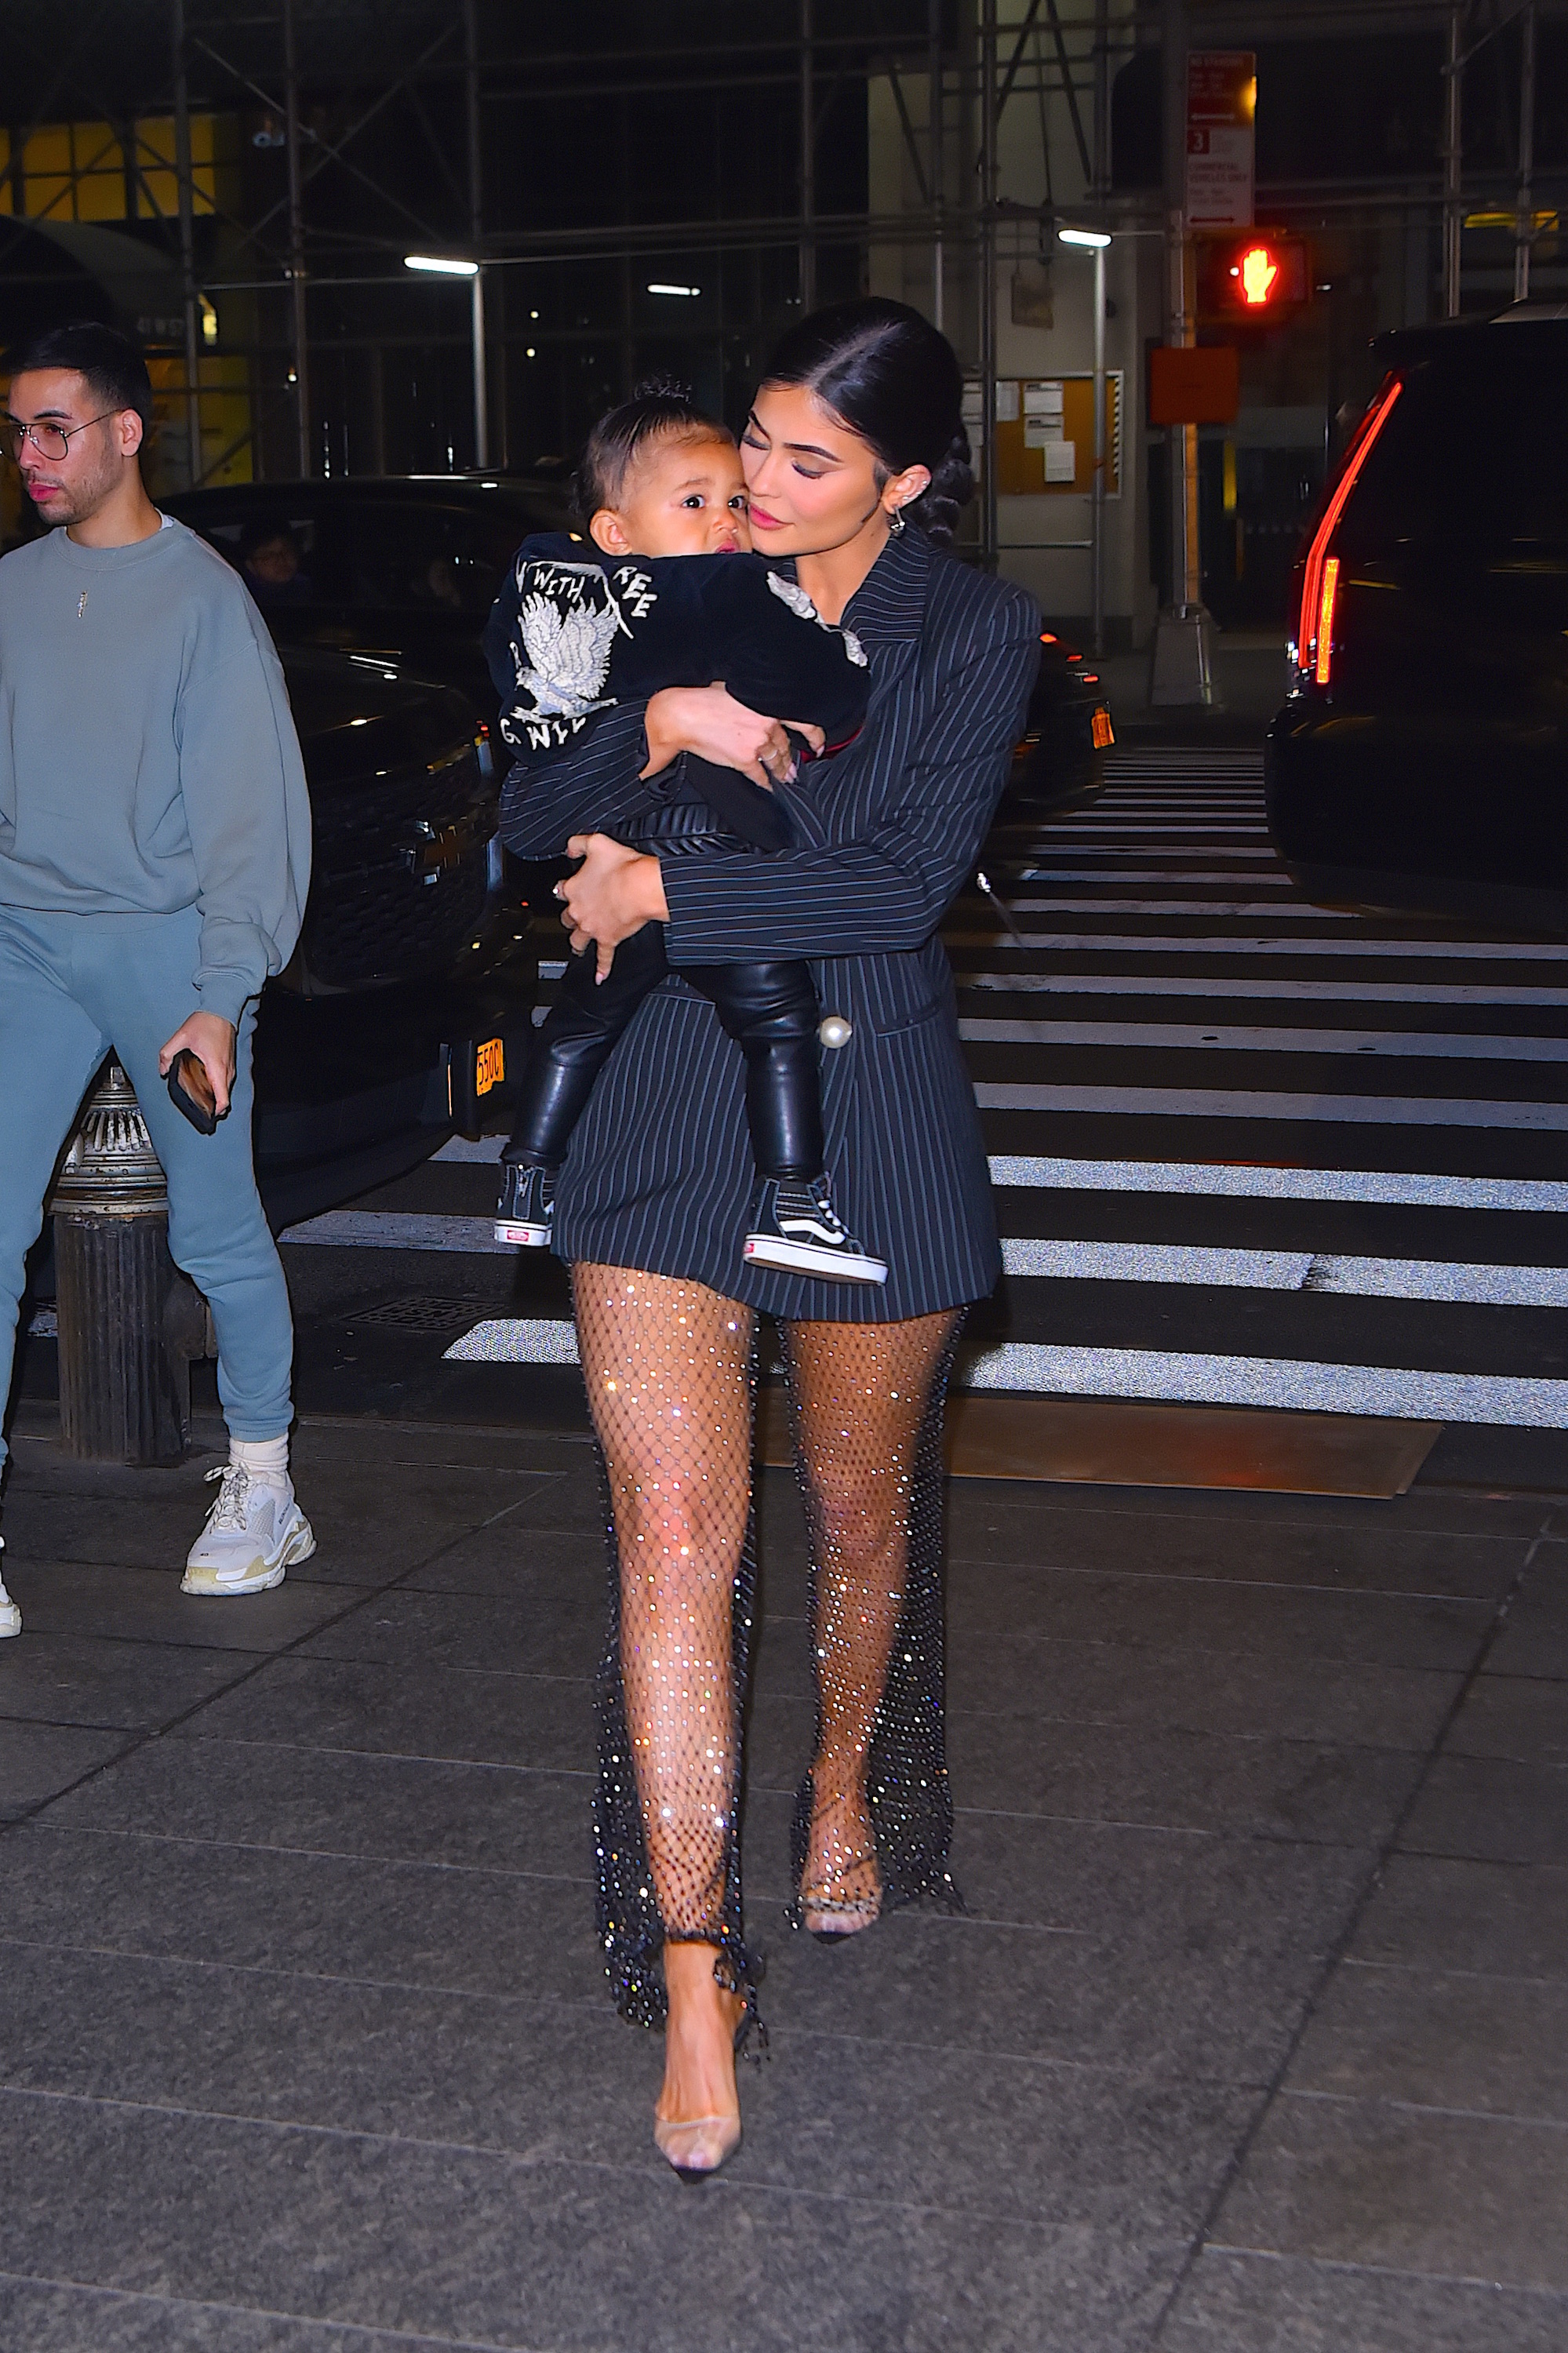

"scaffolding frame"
[2,0,1564,553]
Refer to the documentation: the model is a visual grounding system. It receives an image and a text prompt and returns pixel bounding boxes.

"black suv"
[165,475,569,729]
[1265,314,1568,932]
[253,644,533,1228]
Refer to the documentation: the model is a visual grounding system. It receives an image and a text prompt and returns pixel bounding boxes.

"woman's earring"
[887,504,906,536]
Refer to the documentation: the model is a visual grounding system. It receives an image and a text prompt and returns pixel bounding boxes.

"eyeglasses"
[2,410,119,464]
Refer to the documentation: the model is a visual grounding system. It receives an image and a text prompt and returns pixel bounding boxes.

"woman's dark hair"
[573,375,732,524]
[759,297,972,542]
[9,320,154,431]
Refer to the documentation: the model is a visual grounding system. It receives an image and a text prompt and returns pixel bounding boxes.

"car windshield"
[193,499,551,615]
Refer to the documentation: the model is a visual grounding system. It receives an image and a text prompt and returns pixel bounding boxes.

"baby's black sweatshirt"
[484,533,870,853]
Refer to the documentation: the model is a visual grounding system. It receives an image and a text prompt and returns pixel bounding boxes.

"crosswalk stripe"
[961,973,1568,1005]
[984,1155,1568,1212]
[436,1317,1568,1426]
[278,1209,1568,1307]
[949,931,1568,959]
[974,1083,1568,1128]
[1003,898,1365,918]
[999,1239,1568,1304]
[282,1209,511,1253]
[960,1020,1568,1061]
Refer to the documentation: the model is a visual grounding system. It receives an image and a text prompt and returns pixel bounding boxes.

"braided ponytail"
[904,425,973,545]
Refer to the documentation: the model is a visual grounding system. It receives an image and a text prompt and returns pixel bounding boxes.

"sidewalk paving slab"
[0,1401,1563,2350]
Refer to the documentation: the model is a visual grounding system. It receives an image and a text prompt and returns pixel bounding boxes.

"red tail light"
[1297,375,1402,686]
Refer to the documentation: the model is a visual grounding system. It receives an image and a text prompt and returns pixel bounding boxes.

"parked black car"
[250,645,533,1228]
[1265,313,1568,932]
[164,474,570,733]
[1008,627,1113,812]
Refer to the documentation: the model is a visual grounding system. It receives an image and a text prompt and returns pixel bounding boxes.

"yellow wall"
[0,115,237,222]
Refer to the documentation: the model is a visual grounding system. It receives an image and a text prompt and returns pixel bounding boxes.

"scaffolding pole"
[799,0,816,313]
[172,0,202,489]
[930,0,944,331]
[978,0,999,573]
[1515,0,1536,301]
[464,0,489,465]
[283,0,311,475]
[1442,2,1464,315]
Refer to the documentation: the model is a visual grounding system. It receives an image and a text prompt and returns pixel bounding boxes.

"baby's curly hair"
[573,376,733,526]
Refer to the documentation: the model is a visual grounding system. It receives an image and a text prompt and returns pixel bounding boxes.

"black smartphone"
[166,1049,220,1135]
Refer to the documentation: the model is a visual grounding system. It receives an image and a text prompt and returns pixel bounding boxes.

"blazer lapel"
[842,523,931,643]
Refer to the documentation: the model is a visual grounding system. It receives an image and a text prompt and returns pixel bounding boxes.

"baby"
[486,380,885,1284]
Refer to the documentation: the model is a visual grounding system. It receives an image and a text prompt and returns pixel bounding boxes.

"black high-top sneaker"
[496,1162,556,1247]
[744,1174,888,1284]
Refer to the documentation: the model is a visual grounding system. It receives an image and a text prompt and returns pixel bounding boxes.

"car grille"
[303,746,497,990]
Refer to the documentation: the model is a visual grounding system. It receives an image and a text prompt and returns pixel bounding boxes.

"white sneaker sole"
[181,1515,317,1598]
[744,1234,889,1283]
[0,1605,20,1638]
[494,1219,551,1246]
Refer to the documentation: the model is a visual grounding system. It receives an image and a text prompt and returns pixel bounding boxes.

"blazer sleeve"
[660,598,1039,962]
[497,700,664,857]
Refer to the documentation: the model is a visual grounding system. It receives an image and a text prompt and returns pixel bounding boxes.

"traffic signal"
[1208,235,1310,318]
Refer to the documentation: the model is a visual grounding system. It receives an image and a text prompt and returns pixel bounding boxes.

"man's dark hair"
[9,321,155,432]
[573,375,731,523]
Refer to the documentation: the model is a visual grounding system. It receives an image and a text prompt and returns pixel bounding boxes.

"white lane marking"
[961,1019,1568,1062]
[948,932,1568,959]
[441,1318,1568,1424]
[1013,868,1295,885]
[986,1155,1568,1212]
[278,1211,1568,1309]
[959,1344,1568,1427]
[1003,899,1359,919]
[990,840,1282,859]
[282,1209,513,1253]
[1036,824,1272,836]
[962,973,1568,1005]
[435,1136,506,1162]
[999,1238,1568,1305]
[977,1083,1567,1129]
[446,1318,581,1365]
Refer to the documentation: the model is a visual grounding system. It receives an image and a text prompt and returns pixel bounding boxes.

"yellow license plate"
[1091,708,1115,750]
[475,1037,505,1096]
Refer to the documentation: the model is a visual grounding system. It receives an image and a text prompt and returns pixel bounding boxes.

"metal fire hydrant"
[49,1058,213,1464]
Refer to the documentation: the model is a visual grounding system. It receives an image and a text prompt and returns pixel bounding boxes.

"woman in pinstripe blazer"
[499,300,1040,2180]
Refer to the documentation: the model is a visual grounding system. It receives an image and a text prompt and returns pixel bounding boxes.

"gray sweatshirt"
[0,516,311,1024]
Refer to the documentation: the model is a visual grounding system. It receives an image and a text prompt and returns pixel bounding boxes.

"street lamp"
[1057,226,1111,657]
[405,253,489,469]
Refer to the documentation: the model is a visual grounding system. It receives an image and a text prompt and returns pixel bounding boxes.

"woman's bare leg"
[573,1264,755,2163]
[783,1310,963,1934]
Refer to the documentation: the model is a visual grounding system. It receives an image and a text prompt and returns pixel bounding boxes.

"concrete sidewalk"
[0,1401,1564,2351]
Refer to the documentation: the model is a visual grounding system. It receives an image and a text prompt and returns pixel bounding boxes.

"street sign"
[1148,346,1239,427]
[1186,52,1256,231]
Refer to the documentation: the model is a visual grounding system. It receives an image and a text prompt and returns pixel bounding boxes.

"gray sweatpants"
[0,902,294,1473]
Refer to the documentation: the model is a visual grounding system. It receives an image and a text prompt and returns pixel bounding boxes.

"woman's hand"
[641,685,824,787]
[558,834,670,980]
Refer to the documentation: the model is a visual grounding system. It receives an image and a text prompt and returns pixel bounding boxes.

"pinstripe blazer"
[499,525,1041,1321]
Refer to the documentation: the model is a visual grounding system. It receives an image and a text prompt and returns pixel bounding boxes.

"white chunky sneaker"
[0,1533,20,1638]
[181,1464,315,1596]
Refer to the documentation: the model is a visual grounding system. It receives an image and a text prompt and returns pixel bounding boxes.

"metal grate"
[345,1291,497,1333]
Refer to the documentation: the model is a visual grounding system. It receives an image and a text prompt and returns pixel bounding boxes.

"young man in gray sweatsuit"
[0,322,315,1635]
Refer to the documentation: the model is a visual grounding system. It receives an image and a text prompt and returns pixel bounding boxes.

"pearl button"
[818,1013,853,1049]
